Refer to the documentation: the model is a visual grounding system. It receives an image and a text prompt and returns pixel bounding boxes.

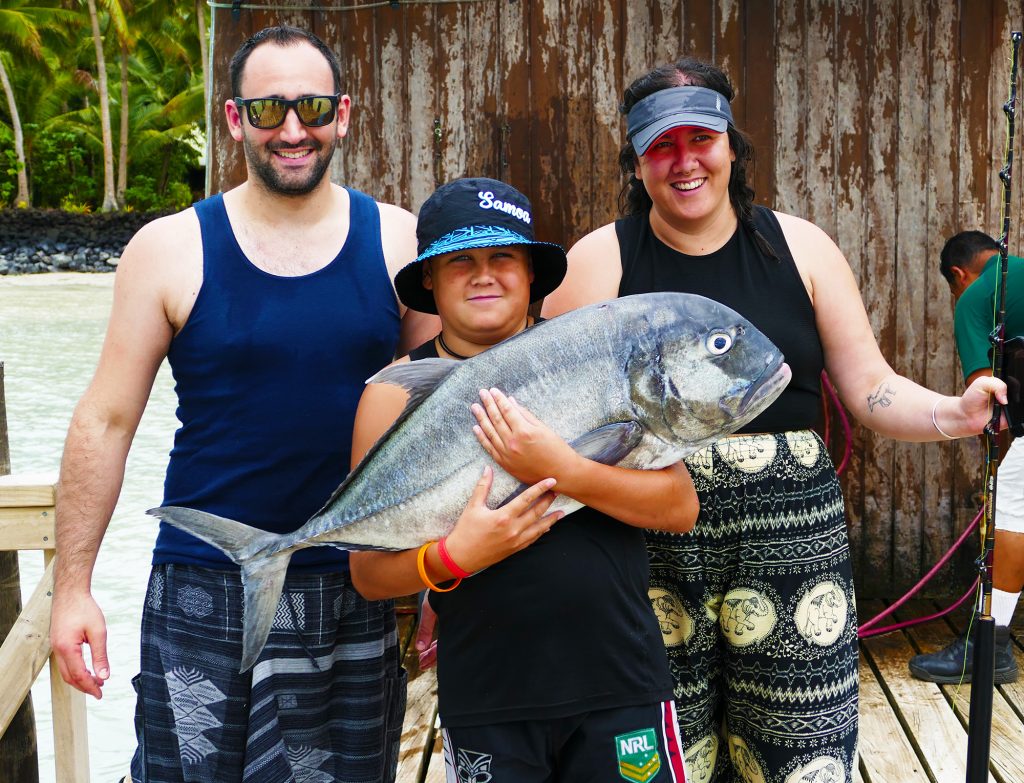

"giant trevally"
[150,292,791,670]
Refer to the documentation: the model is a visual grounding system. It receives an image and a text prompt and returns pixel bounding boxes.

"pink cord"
[858,580,978,638]
[857,507,983,637]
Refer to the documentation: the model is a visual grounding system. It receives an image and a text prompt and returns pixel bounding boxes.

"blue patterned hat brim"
[415,225,531,263]
[394,224,568,314]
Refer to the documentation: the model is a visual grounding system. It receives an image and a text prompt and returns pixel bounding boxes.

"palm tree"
[0,55,30,207]
[0,2,77,206]
[111,0,204,204]
[117,36,129,204]
[123,27,204,195]
[82,0,128,211]
[50,19,203,207]
[195,0,208,121]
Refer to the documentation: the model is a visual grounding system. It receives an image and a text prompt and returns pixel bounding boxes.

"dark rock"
[0,208,175,275]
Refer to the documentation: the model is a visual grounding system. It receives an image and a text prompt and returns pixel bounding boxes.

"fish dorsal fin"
[310,359,461,520]
[367,358,461,410]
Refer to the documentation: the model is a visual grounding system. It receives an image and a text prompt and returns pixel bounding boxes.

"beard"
[244,134,337,196]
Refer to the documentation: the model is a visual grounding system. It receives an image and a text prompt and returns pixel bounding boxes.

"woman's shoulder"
[774,210,839,250]
[544,222,623,316]
[772,211,847,267]
[570,221,621,254]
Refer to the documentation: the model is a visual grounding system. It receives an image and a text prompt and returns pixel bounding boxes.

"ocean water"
[0,272,177,783]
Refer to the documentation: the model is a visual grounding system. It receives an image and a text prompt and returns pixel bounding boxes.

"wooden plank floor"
[859,599,1024,783]
[396,599,1024,783]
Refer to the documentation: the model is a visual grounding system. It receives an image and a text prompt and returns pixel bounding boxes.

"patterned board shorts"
[645,431,858,783]
[130,563,407,783]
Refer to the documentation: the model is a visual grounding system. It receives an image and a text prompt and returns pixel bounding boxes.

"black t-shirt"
[616,206,825,433]
[409,335,674,727]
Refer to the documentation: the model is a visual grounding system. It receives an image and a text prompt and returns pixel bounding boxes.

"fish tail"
[148,505,293,671]
[148,505,284,563]
[238,554,291,672]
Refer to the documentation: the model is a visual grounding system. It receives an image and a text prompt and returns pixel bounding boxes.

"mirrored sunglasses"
[234,94,341,130]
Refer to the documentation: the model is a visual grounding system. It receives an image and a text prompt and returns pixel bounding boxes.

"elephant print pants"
[646,431,857,783]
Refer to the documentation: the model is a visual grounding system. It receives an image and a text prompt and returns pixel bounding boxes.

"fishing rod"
[965,29,1021,783]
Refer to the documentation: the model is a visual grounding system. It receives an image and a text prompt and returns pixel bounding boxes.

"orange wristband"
[416,541,461,593]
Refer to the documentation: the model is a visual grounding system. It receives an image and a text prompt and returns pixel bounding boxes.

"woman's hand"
[472,387,580,485]
[939,375,1009,437]
[442,465,563,575]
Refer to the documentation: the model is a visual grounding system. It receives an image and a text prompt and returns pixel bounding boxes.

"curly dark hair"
[618,56,775,258]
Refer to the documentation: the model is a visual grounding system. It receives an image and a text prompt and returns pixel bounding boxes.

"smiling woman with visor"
[543,56,1007,783]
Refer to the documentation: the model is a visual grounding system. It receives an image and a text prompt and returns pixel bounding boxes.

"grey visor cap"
[626,85,734,156]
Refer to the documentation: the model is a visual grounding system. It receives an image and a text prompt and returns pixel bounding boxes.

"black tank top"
[408,332,673,727]
[616,207,824,433]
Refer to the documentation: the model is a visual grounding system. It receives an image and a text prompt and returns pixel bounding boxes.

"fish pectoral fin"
[495,422,644,508]
[366,358,459,409]
[238,553,291,672]
[568,421,644,466]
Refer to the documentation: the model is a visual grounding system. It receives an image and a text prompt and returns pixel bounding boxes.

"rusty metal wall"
[208,0,1023,596]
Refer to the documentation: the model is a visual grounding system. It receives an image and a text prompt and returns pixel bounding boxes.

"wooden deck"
[859,600,1024,783]
[394,599,1024,783]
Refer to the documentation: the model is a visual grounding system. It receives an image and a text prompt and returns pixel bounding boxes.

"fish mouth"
[735,356,791,415]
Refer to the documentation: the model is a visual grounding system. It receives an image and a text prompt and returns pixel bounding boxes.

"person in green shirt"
[909,230,1023,683]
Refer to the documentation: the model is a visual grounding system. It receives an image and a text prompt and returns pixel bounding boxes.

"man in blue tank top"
[909,231,1023,685]
[49,25,438,782]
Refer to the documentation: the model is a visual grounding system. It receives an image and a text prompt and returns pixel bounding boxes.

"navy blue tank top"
[616,207,824,433]
[155,190,400,569]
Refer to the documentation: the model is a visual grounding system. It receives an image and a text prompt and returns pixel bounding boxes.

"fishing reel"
[1000,336,1024,438]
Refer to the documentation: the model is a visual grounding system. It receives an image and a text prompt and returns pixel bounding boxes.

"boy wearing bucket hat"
[350,178,696,782]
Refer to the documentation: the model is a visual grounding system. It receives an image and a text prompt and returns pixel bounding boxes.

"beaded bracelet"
[931,398,956,440]
[437,536,473,579]
[416,541,462,592]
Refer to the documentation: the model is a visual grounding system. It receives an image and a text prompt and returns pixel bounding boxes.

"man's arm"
[378,202,440,356]
[51,211,198,698]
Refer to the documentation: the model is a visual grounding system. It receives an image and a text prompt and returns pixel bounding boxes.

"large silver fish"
[151,292,791,670]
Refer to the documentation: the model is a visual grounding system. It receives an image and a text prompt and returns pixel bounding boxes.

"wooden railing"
[0,473,89,783]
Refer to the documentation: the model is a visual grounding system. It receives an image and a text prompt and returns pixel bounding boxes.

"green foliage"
[59,194,93,213]
[0,0,209,212]
[0,126,18,207]
[124,177,191,212]
[28,125,101,208]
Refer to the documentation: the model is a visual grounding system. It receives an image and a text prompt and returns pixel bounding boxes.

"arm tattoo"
[866,383,896,413]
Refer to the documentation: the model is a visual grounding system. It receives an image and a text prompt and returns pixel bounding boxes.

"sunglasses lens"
[247,98,287,129]
[297,96,336,127]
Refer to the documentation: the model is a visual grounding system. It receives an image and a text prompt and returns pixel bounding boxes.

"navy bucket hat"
[394,178,568,314]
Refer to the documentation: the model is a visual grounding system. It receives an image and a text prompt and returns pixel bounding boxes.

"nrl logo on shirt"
[456,748,493,783]
[615,728,662,782]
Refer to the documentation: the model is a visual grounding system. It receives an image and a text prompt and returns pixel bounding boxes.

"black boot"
[908,626,1019,684]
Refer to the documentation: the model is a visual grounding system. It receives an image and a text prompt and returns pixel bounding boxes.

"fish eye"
[706,330,733,355]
